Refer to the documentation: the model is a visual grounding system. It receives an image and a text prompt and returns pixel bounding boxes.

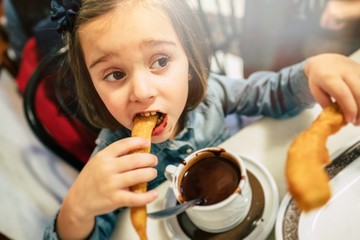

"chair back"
[21,40,98,171]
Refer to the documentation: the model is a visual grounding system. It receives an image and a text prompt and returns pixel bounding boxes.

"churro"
[286,103,345,211]
[130,114,158,240]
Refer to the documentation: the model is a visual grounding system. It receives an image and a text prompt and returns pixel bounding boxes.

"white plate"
[163,155,279,240]
[276,138,360,240]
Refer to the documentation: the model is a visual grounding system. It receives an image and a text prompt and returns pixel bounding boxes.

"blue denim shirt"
[44,61,314,239]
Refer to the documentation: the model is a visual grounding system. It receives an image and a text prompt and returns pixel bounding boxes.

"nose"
[129,73,158,103]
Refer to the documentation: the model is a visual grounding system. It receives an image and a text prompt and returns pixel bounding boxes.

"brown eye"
[151,56,169,69]
[105,70,126,81]
[113,71,126,80]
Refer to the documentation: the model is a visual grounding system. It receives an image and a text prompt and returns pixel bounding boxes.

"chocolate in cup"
[165,147,252,233]
[179,156,240,205]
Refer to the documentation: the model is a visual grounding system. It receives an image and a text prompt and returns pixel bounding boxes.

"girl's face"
[79,3,190,143]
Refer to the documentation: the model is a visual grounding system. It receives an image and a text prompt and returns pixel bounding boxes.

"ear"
[188,73,193,81]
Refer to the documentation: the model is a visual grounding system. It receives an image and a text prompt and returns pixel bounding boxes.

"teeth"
[140,112,158,117]
[137,112,164,125]
[157,114,164,125]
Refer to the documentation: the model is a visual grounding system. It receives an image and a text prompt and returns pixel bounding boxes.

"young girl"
[45,0,360,239]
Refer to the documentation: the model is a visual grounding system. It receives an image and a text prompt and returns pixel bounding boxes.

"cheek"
[101,95,130,127]
[93,80,115,109]
[166,70,189,101]
[168,74,189,115]
[180,81,189,102]
[102,94,121,113]
[178,70,190,102]
[94,86,128,122]
[171,61,189,95]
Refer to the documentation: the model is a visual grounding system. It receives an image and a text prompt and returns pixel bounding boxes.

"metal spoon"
[147,198,202,219]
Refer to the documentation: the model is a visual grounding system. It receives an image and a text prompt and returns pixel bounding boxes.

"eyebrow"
[143,39,176,48]
[88,39,177,69]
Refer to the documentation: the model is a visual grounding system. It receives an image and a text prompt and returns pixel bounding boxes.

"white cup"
[165,147,252,233]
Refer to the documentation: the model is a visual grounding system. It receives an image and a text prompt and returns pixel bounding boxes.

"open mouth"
[135,112,166,127]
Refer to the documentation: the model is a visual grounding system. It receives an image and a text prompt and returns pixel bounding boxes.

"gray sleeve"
[209,60,315,118]
[43,210,121,240]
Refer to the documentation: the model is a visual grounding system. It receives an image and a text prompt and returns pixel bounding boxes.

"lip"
[153,114,168,136]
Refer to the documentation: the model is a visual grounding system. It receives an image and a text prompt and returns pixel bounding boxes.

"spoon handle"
[147,198,202,219]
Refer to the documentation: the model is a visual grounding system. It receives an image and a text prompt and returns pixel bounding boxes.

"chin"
[151,135,169,144]
[151,121,176,143]
[152,126,174,143]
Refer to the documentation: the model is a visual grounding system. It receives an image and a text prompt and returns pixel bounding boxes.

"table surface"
[111,50,360,240]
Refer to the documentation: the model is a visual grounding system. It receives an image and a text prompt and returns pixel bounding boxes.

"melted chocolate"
[180,157,240,205]
[177,171,265,239]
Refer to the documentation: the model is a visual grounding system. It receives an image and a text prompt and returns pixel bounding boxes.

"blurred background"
[0,0,360,239]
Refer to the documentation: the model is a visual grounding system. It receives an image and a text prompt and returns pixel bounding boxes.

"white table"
[111,50,360,239]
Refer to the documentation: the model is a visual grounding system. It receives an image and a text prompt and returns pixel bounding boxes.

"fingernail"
[347,117,355,124]
[151,191,158,198]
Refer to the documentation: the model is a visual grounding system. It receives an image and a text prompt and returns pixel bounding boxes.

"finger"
[105,137,150,158]
[309,83,333,108]
[117,190,159,207]
[343,73,360,125]
[309,76,357,123]
[319,78,357,123]
[320,12,345,30]
[116,166,158,189]
[114,153,158,173]
[334,93,357,124]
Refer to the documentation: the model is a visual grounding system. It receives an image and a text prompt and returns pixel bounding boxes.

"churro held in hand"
[130,114,158,240]
[286,103,346,211]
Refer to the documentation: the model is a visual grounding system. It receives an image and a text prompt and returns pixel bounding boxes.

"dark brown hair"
[66,0,211,129]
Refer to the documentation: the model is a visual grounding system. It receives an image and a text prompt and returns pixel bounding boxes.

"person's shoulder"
[208,72,229,82]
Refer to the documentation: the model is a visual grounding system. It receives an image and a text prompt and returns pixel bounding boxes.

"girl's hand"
[305,53,360,125]
[56,137,158,239]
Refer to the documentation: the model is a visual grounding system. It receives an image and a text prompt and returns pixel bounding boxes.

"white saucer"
[163,155,279,240]
[276,138,360,240]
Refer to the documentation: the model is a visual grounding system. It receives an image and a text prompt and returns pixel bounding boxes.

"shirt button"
[186,148,193,154]
[170,143,176,148]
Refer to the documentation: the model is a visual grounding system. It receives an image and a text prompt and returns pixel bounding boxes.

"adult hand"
[320,0,360,30]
